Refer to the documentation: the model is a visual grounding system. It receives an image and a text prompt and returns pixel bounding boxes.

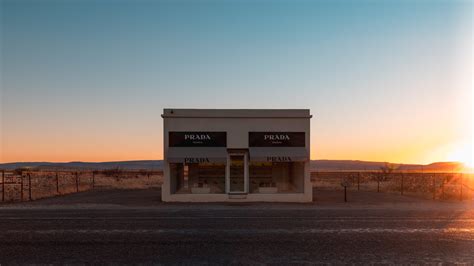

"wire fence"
[0,169,163,202]
[1,169,472,202]
[311,171,474,201]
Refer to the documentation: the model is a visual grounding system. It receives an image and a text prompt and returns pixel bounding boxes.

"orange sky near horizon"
[2,80,472,165]
[1,108,471,166]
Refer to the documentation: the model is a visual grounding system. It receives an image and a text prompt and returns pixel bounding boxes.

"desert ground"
[2,170,472,203]
[0,188,473,264]
[0,170,162,202]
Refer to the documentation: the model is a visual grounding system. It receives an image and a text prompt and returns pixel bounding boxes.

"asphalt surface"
[0,189,473,264]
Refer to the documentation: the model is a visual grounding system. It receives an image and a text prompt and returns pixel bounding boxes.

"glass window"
[229,155,245,192]
[249,162,304,193]
[171,163,226,194]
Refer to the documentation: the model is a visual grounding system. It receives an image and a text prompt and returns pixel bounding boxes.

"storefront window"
[170,163,226,194]
[249,162,304,193]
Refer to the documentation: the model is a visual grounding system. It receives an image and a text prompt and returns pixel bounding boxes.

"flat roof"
[161,109,312,118]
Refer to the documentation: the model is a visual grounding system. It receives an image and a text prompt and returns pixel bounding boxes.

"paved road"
[0,190,473,264]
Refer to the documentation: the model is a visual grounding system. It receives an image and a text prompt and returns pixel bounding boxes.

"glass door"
[227,153,248,193]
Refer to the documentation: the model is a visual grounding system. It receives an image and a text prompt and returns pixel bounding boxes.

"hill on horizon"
[0,160,465,172]
[310,160,464,172]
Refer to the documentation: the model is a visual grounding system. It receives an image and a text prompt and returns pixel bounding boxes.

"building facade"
[162,109,312,202]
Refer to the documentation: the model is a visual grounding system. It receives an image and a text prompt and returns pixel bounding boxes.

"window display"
[249,162,304,193]
[171,163,226,194]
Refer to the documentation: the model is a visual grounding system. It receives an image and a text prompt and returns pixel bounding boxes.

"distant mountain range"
[0,160,164,171]
[310,160,465,172]
[0,160,465,172]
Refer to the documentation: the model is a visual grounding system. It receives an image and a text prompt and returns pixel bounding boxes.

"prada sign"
[266,156,292,162]
[169,132,227,147]
[184,157,210,163]
[249,132,305,147]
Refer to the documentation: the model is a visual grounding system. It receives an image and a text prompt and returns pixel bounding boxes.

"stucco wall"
[162,109,312,202]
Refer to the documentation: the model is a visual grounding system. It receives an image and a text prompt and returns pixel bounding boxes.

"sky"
[1,0,472,165]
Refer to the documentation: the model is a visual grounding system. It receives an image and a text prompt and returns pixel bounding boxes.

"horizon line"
[0,159,466,166]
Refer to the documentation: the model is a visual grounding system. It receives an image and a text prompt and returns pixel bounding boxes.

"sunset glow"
[446,142,473,168]
[1,0,472,165]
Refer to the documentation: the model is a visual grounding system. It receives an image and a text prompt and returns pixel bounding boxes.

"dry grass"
[2,169,473,203]
[312,171,474,200]
[0,170,163,202]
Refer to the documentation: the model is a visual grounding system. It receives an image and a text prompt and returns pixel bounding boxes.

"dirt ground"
[0,171,162,202]
[3,188,472,210]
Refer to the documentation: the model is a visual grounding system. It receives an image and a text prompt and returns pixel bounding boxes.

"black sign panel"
[266,156,293,162]
[184,158,211,164]
[169,132,227,147]
[249,132,305,147]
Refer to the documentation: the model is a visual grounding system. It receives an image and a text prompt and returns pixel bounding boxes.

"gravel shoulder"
[1,188,472,211]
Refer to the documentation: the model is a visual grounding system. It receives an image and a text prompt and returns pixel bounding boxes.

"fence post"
[432,175,436,200]
[1,169,4,202]
[441,176,445,200]
[28,173,32,201]
[344,185,347,202]
[75,172,79,192]
[56,171,59,195]
[357,172,360,191]
[401,172,404,195]
[377,175,380,193]
[92,171,95,190]
[460,173,463,201]
[20,174,24,201]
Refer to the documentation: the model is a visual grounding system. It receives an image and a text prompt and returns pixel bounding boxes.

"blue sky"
[1,0,472,164]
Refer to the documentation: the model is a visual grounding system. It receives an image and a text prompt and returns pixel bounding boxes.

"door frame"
[226,152,248,194]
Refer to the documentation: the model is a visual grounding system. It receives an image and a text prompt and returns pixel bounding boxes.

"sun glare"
[446,142,473,170]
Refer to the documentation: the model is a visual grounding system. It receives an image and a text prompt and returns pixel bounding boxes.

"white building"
[161,109,312,202]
